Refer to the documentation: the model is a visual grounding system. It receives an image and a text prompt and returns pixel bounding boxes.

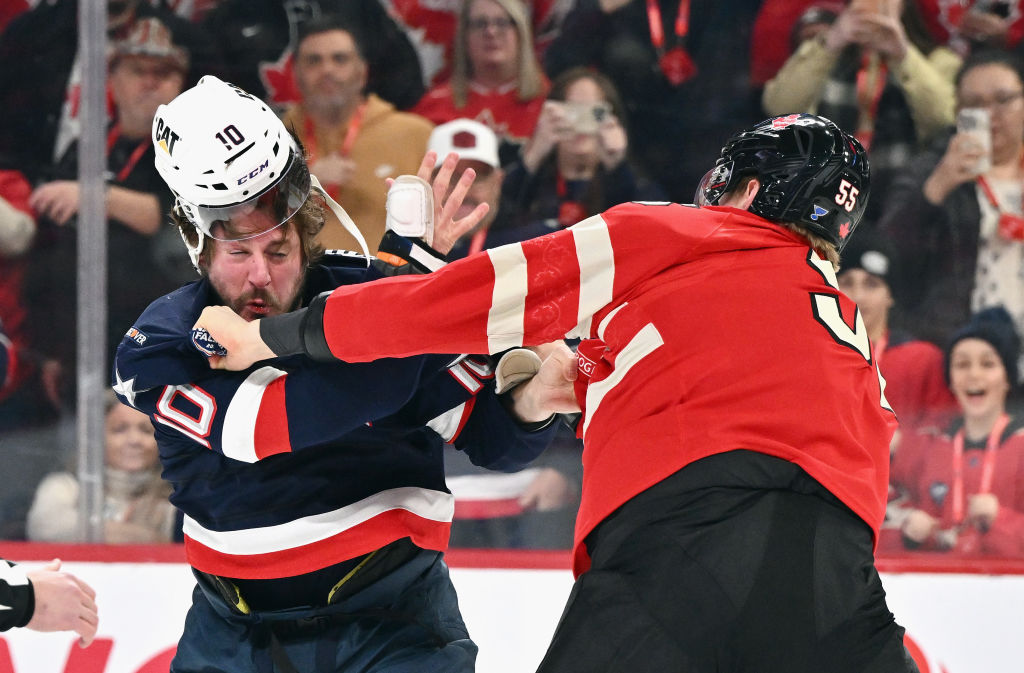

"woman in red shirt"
[892,306,1024,557]
[413,0,548,165]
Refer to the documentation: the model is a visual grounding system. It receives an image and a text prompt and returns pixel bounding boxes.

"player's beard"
[214,281,304,322]
[236,288,282,320]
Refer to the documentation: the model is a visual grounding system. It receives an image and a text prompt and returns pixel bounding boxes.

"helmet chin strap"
[177,177,371,274]
[310,174,370,266]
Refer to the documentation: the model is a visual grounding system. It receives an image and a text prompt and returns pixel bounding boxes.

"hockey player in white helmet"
[114,76,576,672]
[153,75,369,272]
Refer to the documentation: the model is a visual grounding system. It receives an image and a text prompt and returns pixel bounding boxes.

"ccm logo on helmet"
[153,117,180,156]
[237,160,270,185]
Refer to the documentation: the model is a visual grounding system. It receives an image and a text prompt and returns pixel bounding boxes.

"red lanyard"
[645,0,689,50]
[106,125,150,183]
[951,413,1010,524]
[556,171,588,228]
[977,175,1002,211]
[976,174,1024,215]
[854,53,887,151]
[303,103,366,198]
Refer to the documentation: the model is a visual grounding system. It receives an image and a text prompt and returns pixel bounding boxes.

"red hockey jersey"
[317,203,898,575]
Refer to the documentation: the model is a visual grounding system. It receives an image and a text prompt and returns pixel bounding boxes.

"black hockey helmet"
[696,113,870,251]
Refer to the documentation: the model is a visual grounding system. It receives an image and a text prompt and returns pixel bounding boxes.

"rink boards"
[0,544,1021,673]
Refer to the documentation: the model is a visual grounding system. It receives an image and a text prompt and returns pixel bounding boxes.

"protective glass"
[186,152,311,241]
[694,161,732,207]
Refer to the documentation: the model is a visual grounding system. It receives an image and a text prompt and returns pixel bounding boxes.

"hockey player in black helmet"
[698,112,870,261]
[198,112,921,673]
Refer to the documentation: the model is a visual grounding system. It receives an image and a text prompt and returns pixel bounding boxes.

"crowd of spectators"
[0,0,1023,557]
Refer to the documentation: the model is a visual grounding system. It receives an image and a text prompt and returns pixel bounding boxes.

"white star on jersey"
[113,368,139,408]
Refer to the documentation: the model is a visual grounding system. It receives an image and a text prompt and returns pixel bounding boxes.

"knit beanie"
[839,230,894,287]
[945,306,1021,386]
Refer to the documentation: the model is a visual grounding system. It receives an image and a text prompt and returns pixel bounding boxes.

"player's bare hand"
[510,341,580,421]
[29,181,81,226]
[193,306,274,370]
[26,559,98,647]
[431,151,490,254]
[385,152,490,255]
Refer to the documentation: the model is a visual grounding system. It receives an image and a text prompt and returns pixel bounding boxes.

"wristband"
[258,293,333,362]
[377,230,447,273]
[259,310,305,357]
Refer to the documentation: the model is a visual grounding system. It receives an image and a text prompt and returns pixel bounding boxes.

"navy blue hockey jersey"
[113,254,554,579]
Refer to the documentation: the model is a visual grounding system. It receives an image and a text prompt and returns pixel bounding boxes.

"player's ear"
[718,177,760,210]
[737,177,760,210]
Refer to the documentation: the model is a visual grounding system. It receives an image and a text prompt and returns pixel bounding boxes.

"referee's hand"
[26,559,98,647]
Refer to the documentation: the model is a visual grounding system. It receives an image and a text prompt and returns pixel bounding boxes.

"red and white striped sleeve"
[317,203,710,362]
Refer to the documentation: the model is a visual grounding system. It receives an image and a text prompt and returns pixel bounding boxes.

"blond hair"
[779,222,840,270]
[451,0,546,107]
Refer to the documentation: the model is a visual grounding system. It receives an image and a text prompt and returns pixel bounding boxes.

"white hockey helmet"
[152,76,309,256]
[153,75,369,269]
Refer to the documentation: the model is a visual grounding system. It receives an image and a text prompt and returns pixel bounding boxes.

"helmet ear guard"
[695,160,736,207]
[168,198,206,273]
[698,114,870,251]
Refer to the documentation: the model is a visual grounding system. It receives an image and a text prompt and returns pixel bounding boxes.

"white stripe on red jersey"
[569,215,615,339]
[486,244,529,353]
[582,322,664,438]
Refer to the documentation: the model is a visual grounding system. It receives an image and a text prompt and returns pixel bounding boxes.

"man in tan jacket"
[282,15,434,253]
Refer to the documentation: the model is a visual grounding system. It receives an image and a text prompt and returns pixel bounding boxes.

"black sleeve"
[260,292,332,361]
[0,559,34,631]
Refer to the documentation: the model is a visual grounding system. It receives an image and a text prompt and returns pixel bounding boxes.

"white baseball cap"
[428,119,500,170]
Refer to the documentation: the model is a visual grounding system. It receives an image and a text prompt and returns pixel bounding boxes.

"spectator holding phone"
[915,0,1024,53]
[763,0,960,224]
[502,67,663,234]
[879,49,1024,362]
